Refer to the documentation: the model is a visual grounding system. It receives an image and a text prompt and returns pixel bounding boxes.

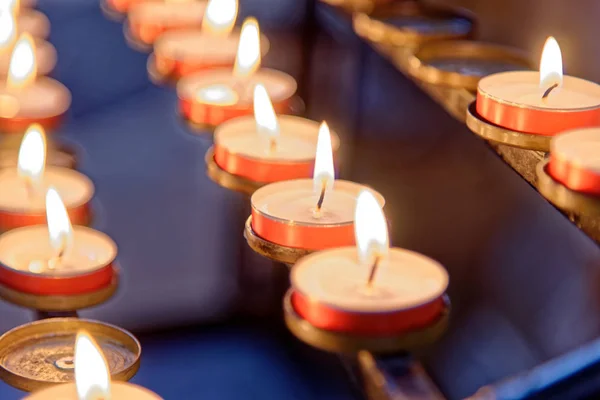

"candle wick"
[315,183,326,212]
[542,83,559,100]
[366,255,381,288]
[269,137,277,154]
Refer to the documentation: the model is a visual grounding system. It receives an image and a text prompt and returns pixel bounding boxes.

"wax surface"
[216,115,339,161]
[178,69,297,105]
[156,29,269,63]
[25,381,162,399]
[252,179,383,224]
[428,58,525,77]
[17,10,51,38]
[552,127,600,172]
[129,1,206,25]
[292,247,448,312]
[0,167,93,212]
[382,16,471,35]
[478,71,600,110]
[0,77,70,117]
[0,40,56,76]
[0,225,116,275]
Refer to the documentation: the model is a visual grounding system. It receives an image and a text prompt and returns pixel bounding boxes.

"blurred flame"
[233,17,261,79]
[253,84,278,140]
[0,11,16,51]
[0,0,18,12]
[540,36,563,89]
[75,331,111,400]
[46,188,73,257]
[7,33,36,89]
[355,190,388,266]
[195,83,238,105]
[17,123,46,187]
[202,0,238,36]
[313,122,334,193]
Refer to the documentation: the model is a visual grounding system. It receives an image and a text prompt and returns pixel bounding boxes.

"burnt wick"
[542,83,559,100]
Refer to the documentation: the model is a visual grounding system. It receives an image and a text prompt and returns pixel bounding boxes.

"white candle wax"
[0,40,56,76]
[292,247,448,312]
[17,10,51,39]
[155,28,270,65]
[252,180,383,224]
[552,127,600,172]
[128,1,206,27]
[25,381,162,400]
[0,225,116,275]
[0,167,93,213]
[478,71,600,110]
[216,116,339,161]
[0,78,71,118]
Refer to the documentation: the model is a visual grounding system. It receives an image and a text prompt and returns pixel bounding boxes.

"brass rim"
[466,101,551,151]
[0,318,140,392]
[0,274,119,311]
[536,159,600,216]
[205,147,265,196]
[244,216,313,265]
[408,40,533,90]
[284,290,450,354]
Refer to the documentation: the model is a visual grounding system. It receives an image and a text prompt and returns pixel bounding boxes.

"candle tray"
[466,101,552,151]
[284,290,450,354]
[205,147,266,196]
[353,1,475,48]
[244,216,313,266]
[0,318,140,392]
[407,40,533,91]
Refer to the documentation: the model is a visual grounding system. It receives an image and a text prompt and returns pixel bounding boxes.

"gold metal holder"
[0,318,140,392]
[205,147,265,196]
[353,1,475,48]
[244,216,312,266]
[284,290,450,354]
[0,275,119,312]
[466,102,551,151]
[408,40,533,91]
[536,159,600,216]
[123,22,152,53]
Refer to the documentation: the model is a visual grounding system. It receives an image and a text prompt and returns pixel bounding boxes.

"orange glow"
[202,0,238,36]
[75,331,111,400]
[540,36,563,89]
[7,33,36,89]
[233,17,261,79]
[355,190,388,267]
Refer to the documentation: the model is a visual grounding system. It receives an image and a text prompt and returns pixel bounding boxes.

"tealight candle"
[0,21,56,76]
[477,37,600,135]
[250,124,383,250]
[25,331,162,399]
[127,0,207,45]
[0,34,70,133]
[290,190,449,336]
[0,125,92,231]
[547,127,600,195]
[178,17,297,127]
[15,9,51,39]
[0,189,114,296]
[214,85,340,183]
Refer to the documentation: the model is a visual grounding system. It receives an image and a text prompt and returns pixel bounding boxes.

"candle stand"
[0,318,140,392]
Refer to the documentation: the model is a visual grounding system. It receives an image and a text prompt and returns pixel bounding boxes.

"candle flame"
[195,83,239,105]
[355,190,388,266]
[0,0,18,12]
[202,0,238,36]
[313,121,334,193]
[17,123,46,187]
[253,83,279,142]
[540,36,563,89]
[0,10,16,51]
[75,331,111,400]
[233,17,261,79]
[46,188,73,258]
[7,33,36,89]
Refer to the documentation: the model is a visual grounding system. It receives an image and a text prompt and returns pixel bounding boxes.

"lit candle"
[0,34,70,133]
[213,85,340,183]
[178,17,297,127]
[0,189,116,296]
[25,331,162,399]
[290,190,449,335]
[152,0,268,78]
[477,37,600,135]
[0,22,56,76]
[0,6,50,45]
[250,126,383,250]
[127,0,207,45]
[0,124,92,231]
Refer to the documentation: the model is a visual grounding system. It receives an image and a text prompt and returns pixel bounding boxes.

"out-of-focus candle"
[0,34,70,133]
[290,190,449,335]
[477,37,600,135]
[25,331,162,399]
[0,124,92,231]
[0,18,55,76]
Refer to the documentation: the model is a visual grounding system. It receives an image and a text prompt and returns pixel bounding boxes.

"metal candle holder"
[0,318,140,392]
[205,147,266,196]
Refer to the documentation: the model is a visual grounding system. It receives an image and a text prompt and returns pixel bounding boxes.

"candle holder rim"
[205,147,265,196]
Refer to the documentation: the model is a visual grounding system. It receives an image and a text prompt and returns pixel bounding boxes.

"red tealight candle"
[0,34,70,133]
[290,190,449,336]
[177,17,297,127]
[477,37,600,136]
[214,85,340,183]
